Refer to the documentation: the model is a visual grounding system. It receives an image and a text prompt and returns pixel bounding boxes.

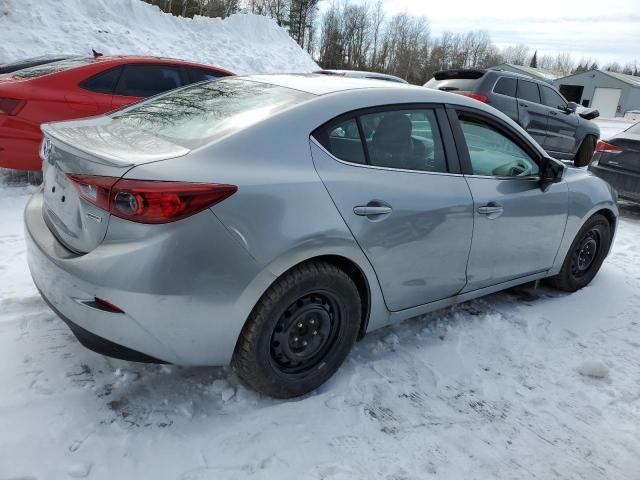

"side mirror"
[539,156,565,190]
[564,102,577,114]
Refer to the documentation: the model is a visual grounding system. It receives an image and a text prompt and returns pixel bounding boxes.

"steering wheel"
[492,159,532,177]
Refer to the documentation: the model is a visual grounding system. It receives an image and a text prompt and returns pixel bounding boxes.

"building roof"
[555,69,640,87]
[491,63,561,81]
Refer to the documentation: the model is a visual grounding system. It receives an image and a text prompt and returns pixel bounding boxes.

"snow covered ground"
[595,117,636,139]
[0,0,318,74]
[1,178,640,479]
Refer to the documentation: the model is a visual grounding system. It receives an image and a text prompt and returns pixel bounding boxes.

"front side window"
[540,86,567,110]
[360,109,446,172]
[458,116,539,177]
[115,64,185,98]
[112,78,314,149]
[517,80,541,104]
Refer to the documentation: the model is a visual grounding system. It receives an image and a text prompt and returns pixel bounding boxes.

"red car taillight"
[460,92,489,103]
[67,174,237,224]
[595,140,624,154]
[0,97,26,116]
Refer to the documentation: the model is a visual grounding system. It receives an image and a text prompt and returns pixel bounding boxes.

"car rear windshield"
[110,78,315,149]
[426,78,480,92]
[12,58,94,79]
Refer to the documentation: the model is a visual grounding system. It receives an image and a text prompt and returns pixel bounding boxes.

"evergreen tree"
[529,50,537,68]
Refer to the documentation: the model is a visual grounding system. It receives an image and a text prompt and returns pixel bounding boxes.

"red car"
[0,55,233,171]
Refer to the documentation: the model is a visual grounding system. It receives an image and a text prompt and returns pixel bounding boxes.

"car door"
[310,106,474,312]
[516,79,549,146]
[110,64,187,109]
[540,84,580,154]
[448,108,568,292]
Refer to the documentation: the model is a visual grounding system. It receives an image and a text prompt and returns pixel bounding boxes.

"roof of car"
[243,73,417,95]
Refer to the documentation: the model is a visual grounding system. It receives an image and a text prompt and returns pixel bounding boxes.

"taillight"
[460,92,489,103]
[67,175,237,224]
[0,97,26,116]
[595,140,624,154]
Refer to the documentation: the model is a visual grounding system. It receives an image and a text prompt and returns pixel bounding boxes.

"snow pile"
[0,0,318,74]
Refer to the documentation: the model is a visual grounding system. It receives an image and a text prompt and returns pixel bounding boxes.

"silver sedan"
[25,74,618,398]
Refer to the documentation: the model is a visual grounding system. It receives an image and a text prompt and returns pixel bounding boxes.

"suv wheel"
[574,135,596,167]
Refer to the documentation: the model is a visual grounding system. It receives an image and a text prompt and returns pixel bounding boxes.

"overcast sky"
[332,0,639,66]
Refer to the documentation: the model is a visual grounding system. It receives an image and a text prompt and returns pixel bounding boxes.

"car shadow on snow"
[87,281,563,429]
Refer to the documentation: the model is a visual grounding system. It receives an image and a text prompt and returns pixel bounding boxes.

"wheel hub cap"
[571,230,599,276]
[270,293,339,374]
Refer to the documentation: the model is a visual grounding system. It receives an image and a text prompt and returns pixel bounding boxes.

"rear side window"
[517,80,541,104]
[112,78,314,149]
[319,118,366,164]
[540,86,567,109]
[115,64,185,97]
[80,67,121,94]
[315,108,447,173]
[494,77,517,97]
[12,58,93,79]
[187,67,227,83]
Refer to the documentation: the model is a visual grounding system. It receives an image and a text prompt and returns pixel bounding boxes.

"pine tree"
[529,50,537,68]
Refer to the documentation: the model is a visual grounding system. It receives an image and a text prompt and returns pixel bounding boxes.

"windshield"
[111,78,315,149]
[13,58,93,79]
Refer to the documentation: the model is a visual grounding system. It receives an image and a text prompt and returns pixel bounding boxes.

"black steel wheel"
[548,214,611,292]
[232,261,361,398]
[270,292,341,374]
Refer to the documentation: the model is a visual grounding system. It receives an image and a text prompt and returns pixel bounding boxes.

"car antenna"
[92,49,103,59]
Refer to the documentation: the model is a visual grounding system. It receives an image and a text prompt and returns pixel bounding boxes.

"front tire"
[232,261,361,399]
[574,135,596,167]
[547,214,611,292]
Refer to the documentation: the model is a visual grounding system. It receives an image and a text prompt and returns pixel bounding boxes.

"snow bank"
[0,0,318,74]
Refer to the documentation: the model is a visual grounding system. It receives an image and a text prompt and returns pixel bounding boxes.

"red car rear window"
[13,58,94,79]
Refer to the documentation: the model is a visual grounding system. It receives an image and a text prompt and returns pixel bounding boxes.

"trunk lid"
[599,133,640,175]
[40,118,190,253]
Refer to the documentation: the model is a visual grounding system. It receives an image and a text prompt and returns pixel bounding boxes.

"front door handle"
[477,202,504,219]
[354,205,392,217]
[519,103,529,108]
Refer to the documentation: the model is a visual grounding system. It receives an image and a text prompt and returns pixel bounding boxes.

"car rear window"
[12,58,94,79]
[111,78,314,149]
[427,78,480,92]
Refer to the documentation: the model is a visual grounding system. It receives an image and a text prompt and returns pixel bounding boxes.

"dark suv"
[424,69,600,166]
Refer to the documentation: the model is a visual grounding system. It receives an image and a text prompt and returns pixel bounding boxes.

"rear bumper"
[589,164,640,203]
[25,189,268,365]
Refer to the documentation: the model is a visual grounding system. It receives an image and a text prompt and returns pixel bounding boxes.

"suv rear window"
[12,58,93,79]
[112,78,314,149]
[494,77,517,97]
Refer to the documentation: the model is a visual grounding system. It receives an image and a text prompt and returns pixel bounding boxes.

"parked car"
[26,75,618,398]
[0,55,78,74]
[0,55,233,171]
[589,121,640,203]
[424,69,600,166]
[315,69,408,84]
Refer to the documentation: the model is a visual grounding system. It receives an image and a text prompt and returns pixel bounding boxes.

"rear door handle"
[519,103,529,108]
[477,202,504,219]
[354,205,392,217]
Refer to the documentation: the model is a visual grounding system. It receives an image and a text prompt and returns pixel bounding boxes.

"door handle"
[477,202,504,219]
[550,111,558,116]
[353,205,392,217]
[519,103,529,108]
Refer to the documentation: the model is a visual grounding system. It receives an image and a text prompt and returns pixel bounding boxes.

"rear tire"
[547,214,611,292]
[232,261,361,399]
[574,135,596,167]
